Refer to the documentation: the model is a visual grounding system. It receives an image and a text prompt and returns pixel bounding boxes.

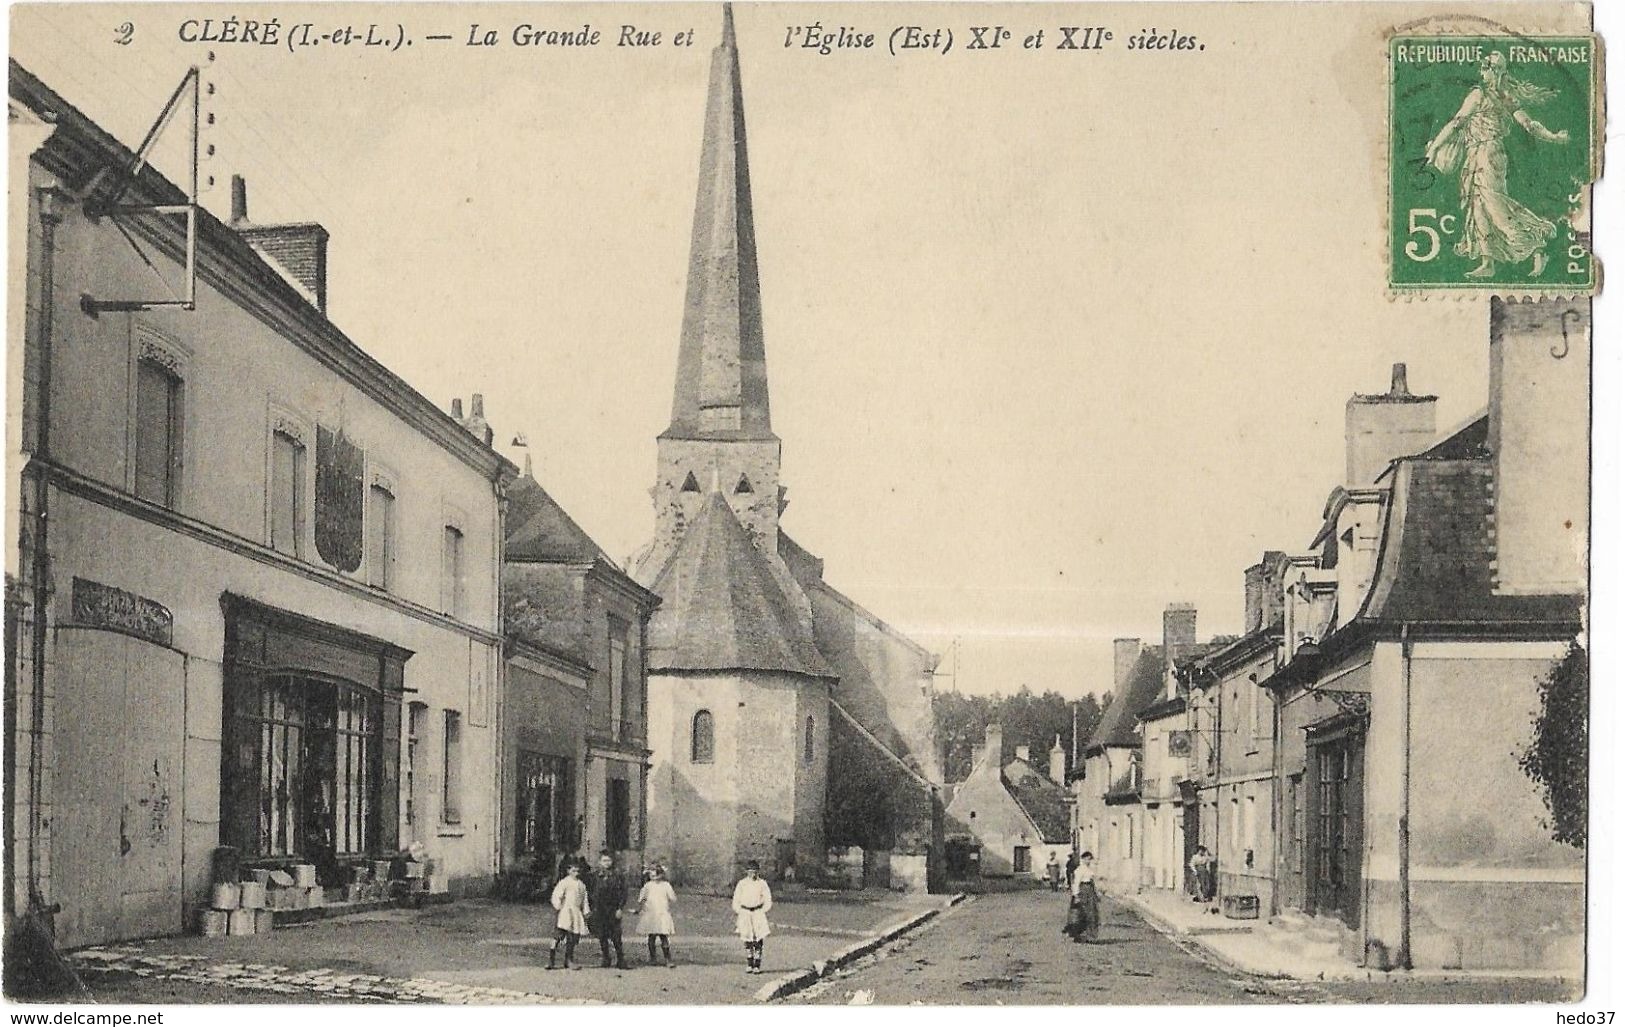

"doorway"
[1308,729,1364,928]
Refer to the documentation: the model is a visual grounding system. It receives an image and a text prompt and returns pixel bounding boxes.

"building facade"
[7,64,515,947]
[945,726,1070,880]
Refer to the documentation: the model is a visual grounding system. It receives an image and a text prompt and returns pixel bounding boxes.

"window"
[269,430,306,556]
[366,484,395,589]
[442,710,463,824]
[441,525,465,617]
[607,777,632,852]
[691,709,714,763]
[1013,846,1032,873]
[230,674,379,858]
[516,752,574,858]
[609,623,627,741]
[1248,680,1264,749]
[405,702,427,830]
[134,358,182,507]
[804,715,815,764]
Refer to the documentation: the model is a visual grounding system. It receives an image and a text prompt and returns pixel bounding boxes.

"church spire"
[664,3,773,441]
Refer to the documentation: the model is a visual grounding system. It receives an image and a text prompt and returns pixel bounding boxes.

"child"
[545,862,590,970]
[635,862,678,967]
[731,859,773,974]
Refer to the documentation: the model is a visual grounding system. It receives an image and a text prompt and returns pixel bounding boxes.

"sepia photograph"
[0,0,1616,1013]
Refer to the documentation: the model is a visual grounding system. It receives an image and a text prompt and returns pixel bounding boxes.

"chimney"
[1113,638,1141,695]
[1243,552,1288,633]
[451,395,495,446]
[451,398,464,419]
[1049,735,1066,785]
[1345,363,1438,486]
[230,174,248,226]
[1015,744,1031,763]
[232,176,330,313]
[1163,603,1197,653]
[984,723,1004,768]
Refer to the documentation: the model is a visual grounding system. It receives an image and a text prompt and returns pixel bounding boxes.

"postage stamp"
[1388,35,1599,293]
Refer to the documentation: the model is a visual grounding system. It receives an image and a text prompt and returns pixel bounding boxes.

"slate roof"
[1361,458,1579,626]
[647,491,834,678]
[505,473,615,565]
[1002,759,1071,844]
[1085,645,1165,752]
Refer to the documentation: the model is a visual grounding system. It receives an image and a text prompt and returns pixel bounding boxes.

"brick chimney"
[1243,552,1288,633]
[230,176,330,314]
[1163,603,1197,652]
[1345,363,1437,487]
[450,394,495,446]
[1113,638,1141,696]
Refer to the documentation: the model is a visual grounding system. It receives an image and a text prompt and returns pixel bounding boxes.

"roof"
[1002,759,1071,845]
[1085,645,1165,752]
[505,474,615,565]
[8,61,516,486]
[663,6,774,443]
[647,491,834,679]
[1362,458,1578,626]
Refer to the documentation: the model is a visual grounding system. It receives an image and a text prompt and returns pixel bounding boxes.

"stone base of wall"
[1366,877,1583,972]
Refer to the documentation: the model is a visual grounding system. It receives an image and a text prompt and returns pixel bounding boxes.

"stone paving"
[69,947,590,1004]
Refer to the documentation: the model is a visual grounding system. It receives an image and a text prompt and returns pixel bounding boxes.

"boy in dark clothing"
[588,851,629,969]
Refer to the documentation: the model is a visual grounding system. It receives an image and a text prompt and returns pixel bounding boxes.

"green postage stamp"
[1389,35,1598,294]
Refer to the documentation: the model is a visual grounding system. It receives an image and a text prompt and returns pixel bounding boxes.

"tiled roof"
[505,474,615,565]
[1085,645,1165,751]
[1002,759,1071,844]
[646,491,834,678]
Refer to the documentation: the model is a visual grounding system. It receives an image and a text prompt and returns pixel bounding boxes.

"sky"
[8,1,1593,699]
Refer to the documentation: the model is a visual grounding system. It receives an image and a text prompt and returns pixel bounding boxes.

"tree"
[1519,642,1587,848]
[934,688,1107,782]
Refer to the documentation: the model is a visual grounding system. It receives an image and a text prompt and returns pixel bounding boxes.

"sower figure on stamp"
[732,859,773,974]
[545,861,590,970]
[1426,50,1570,279]
[588,850,630,969]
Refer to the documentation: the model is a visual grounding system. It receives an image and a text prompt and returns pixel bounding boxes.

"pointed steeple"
[664,3,773,442]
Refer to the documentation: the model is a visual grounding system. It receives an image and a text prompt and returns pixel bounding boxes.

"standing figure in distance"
[732,859,773,974]
[1065,851,1100,944]
[1046,850,1063,892]
[635,862,679,967]
[588,850,629,969]
[545,861,590,970]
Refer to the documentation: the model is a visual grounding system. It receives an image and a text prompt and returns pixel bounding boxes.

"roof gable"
[505,474,614,565]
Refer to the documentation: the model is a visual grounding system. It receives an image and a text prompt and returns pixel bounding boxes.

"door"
[1309,732,1364,928]
[54,630,185,947]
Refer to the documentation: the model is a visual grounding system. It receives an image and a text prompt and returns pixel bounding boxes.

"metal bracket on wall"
[80,65,204,316]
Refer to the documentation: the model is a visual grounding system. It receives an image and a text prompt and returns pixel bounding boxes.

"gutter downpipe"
[1398,623,1414,970]
[26,188,63,916]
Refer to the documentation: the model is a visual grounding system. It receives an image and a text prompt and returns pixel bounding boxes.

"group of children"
[545,855,776,974]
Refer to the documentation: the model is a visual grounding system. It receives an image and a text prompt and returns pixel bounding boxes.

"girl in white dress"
[635,862,678,967]
[545,862,591,970]
[731,859,773,974]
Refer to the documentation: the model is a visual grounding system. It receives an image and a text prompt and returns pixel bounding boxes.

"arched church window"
[691,709,715,764]
[804,715,815,763]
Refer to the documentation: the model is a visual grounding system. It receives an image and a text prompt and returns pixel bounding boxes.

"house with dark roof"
[502,469,660,880]
[945,725,1071,879]
[631,9,943,892]
[1263,341,1586,974]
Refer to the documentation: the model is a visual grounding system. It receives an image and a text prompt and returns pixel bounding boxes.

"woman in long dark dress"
[1064,851,1100,943]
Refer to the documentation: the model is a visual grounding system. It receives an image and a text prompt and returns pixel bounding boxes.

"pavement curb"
[756,893,967,1002]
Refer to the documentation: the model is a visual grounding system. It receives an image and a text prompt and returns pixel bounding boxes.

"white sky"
[8,2,1592,699]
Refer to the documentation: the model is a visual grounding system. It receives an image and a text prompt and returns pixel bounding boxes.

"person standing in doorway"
[732,859,773,974]
[588,850,629,969]
[545,862,590,970]
[635,862,678,967]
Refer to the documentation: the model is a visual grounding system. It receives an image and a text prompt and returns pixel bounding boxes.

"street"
[787,891,1579,1006]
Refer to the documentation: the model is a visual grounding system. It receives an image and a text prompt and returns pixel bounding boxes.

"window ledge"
[438,824,466,837]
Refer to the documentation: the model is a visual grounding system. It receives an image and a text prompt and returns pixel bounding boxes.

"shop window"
[443,710,463,824]
[516,752,574,859]
[691,709,714,763]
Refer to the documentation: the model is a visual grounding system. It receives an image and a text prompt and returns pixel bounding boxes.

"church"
[634,6,946,892]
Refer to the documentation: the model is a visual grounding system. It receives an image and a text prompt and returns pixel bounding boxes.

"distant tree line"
[934,686,1109,783]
